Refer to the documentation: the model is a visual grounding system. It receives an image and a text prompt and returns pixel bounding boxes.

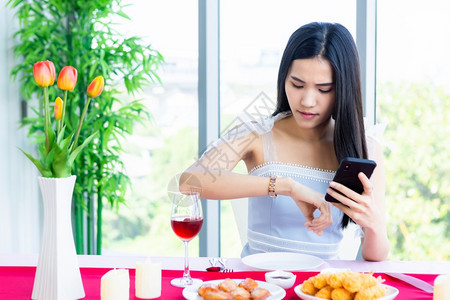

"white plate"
[241,252,324,271]
[294,283,399,300]
[182,279,286,300]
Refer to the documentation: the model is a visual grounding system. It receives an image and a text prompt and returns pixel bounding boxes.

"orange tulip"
[57,66,78,91]
[54,97,63,120]
[33,60,55,87]
[87,76,104,98]
[46,61,56,85]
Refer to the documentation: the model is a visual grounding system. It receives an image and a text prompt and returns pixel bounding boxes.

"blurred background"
[1,0,449,261]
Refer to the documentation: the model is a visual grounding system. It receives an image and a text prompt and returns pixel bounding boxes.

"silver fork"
[209,257,218,267]
[218,257,233,272]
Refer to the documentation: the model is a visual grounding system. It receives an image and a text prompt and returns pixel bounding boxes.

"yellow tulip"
[87,76,104,98]
[54,97,63,120]
[57,66,78,91]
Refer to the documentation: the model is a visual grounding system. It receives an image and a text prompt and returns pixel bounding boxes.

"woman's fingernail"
[329,181,336,187]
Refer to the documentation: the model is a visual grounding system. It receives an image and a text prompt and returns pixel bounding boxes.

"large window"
[102,0,450,260]
[100,0,200,257]
[4,1,448,261]
[219,0,357,257]
[376,0,450,260]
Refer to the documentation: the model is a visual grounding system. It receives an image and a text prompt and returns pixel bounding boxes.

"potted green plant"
[7,0,163,254]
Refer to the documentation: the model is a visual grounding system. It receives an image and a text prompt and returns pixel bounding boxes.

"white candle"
[135,259,162,299]
[101,269,130,300]
[434,274,450,300]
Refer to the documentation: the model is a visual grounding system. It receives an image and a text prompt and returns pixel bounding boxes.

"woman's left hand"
[325,172,383,231]
[288,179,333,235]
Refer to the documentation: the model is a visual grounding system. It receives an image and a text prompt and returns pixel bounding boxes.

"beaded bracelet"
[268,175,277,198]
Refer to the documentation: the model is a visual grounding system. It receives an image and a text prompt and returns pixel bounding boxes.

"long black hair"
[274,22,368,228]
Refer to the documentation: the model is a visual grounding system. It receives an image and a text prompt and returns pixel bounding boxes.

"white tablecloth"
[1,253,449,275]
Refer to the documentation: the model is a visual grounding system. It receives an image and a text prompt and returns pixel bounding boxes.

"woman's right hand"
[285,178,333,235]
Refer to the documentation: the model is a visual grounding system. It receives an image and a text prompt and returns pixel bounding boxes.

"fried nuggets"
[341,272,379,293]
[197,278,271,300]
[301,271,386,300]
[219,278,239,293]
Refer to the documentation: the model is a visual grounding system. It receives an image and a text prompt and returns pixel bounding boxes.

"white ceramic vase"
[32,175,85,300]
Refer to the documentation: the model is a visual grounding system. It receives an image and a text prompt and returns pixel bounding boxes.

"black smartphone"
[325,157,377,203]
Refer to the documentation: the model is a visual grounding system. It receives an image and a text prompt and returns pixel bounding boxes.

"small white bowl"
[265,270,296,289]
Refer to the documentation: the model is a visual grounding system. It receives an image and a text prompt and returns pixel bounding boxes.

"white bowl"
[265,270,296,289]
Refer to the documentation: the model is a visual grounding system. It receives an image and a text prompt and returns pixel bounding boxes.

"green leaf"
[18,148,52,177]
[69,131,99,165]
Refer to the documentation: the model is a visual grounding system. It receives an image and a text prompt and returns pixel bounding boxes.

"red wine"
[171,216,203,241]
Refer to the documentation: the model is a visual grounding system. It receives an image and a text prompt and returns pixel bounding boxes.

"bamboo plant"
[7,0,163,254]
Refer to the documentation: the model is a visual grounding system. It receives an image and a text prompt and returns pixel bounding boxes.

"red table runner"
[0,266,438,299]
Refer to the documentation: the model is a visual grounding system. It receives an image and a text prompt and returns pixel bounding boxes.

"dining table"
[1,253,449,299]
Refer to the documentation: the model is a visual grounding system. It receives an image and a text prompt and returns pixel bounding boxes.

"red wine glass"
[169,191,203,287]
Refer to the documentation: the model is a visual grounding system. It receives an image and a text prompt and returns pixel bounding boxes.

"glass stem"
[183,241,190,280]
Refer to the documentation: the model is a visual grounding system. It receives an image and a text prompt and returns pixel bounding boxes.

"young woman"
[180,22,389,261]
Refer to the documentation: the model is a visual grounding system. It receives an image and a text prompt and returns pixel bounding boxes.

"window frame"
[197,1,377,256]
